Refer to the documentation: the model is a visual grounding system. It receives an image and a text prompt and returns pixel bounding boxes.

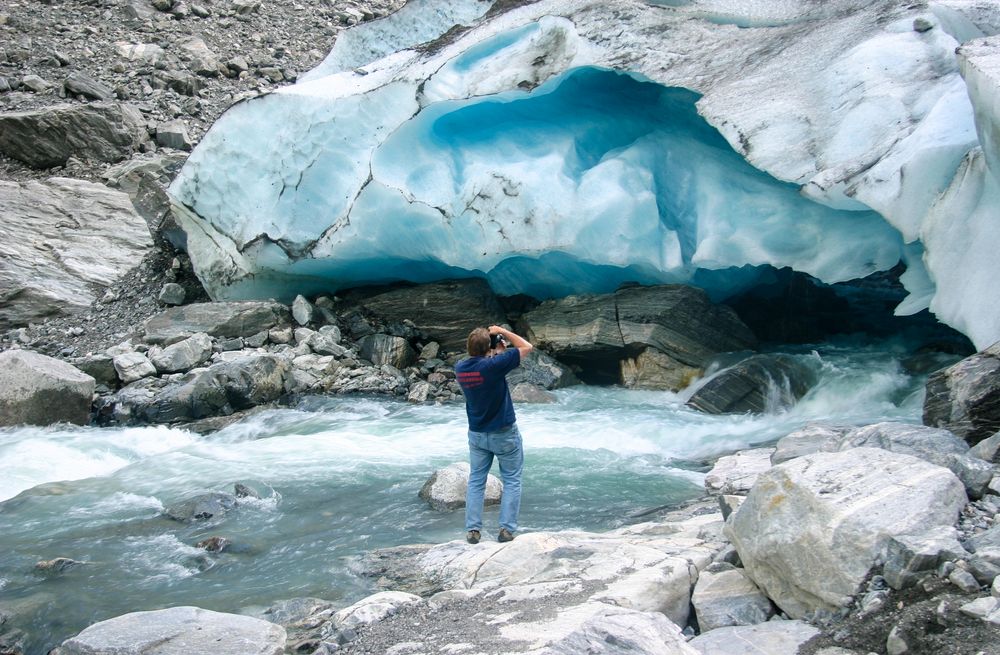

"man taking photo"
[455,325,533,544]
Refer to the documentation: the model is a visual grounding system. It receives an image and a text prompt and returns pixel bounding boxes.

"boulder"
[704,448,775,495]
[318,591,422,644]
[924,342,1000,446]
[355,279,507,352]
[686,354,818,415]
[155,119,193,151]
[51,606,286,655]
[539,605,700,655]
[113,352,157,384]
[63,72,114,101]
[832,422,996,498]
[882,526,969,590]
[970,431,1000,462]
[292,294,314,325]
[359,334,417,369]
[505,349,579,390]
[407,380,430,403]
[164,492,237,522]
[691,566,774,632]
[419,462,501,511]
[510,382,557,404]
[0,178,153,330]
[148,332,213,373]
[725,448,967,619]
[103,152,188,247]
[158,283,186,305]
[771,424,851,465]
[0,350,95,426]
[621,347,701,391]
[688,620,820,655]
[143,302,291,344]
[70,354,118,387]
[0,102,149,168]
[523,285,756,384]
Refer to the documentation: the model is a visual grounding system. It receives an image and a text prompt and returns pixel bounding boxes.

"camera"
[490,333,507,349]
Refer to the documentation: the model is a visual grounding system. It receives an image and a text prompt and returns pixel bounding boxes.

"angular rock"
[158,282,186,305]
[407,380,430,403]
[704,448,775,495]
[505,349,579,390]
[113,352,157,384]
[143,302,291,344]
[419,462,501,511]
[524,285,756,384]
[882,526,969,590]
[164,492,237,522]
[176,36,221,76]
[0,178,153,330]
[354,279,507,352]
[725,448,967,619]
[833,422,996,498]
[510,382,557,404]
[115,42,165,66]
[148,332,213,373]
[970,431,1000,462]
[51,606,285,655]
[692,566,774,632]
[63,72,114,101]
[292,294,314,325]
[359,334,417,369]
[771,424,851,465]
[419,341,440,360]
[686,354,818,415]
[22,74,53,93]
[688,620,820,655]
[318,592,422,644]
[103,152,189,248]
[539,605,700,655]
[70,354,118,387]
[924,342,1000,446]
[155,120,193,151]
[0,102,149,168]
[621,347,701,391]
[0,350,95,427]
[959,596,1000,624]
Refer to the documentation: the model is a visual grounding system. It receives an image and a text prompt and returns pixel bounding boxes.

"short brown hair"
[467,327,490,356]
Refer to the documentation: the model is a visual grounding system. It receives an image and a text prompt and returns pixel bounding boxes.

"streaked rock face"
[0,178,153,330]
[725,448,967,619]
[169,0,1000,348]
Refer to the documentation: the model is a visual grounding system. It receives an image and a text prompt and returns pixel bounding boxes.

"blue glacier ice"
[169,0,1000,349]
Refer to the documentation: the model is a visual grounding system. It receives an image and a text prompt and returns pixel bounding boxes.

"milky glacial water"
[0,341,932,653]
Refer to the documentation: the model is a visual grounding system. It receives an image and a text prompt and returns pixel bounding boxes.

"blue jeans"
[465,424,523,533]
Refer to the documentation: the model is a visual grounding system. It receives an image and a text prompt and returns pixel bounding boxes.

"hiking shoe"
[466,530,480,544]
[498,528,514,543]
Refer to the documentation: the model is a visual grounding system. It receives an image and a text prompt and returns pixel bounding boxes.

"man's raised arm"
[489,325,533,360]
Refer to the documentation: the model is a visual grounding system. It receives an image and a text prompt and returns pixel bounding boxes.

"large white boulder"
[51,606,286,655]
[0,177,152,330]
[725,448,967,619]
[689,620,820,655]
[0,350,95,427]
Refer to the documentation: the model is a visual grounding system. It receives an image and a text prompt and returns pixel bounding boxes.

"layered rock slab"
[725,448,967,619]
[924,341,1000,446]
[0,178,153,330]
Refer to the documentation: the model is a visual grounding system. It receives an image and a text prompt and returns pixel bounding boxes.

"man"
[455,324,533,544]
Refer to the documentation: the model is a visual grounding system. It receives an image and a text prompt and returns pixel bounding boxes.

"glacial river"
[0,339,935,653]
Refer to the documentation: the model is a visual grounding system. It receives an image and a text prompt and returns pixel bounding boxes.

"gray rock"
[419,462,501,511]
[705,448,775,495]
[355,279,506,351]
[269,326,294,344]
[0,178,153,330]
[959,596,1000,624]
[0,350,95,427]
[970,431,1000,462]
[505,348,579,390]
[691,568,774,631]
[948,567,981,592]
[114,42,165,66]
[539,605,700,655]
[164,492,237,522]
[102,152,188,248]
[688,620,820,655]
[882,527,969,590]
[924,342,1000,446]
[621,347,701,391]
[407,381,430,403]
[718,495,744,521]
[686,354,818,415]
[510,382,557,404]
[292,294,314,325]
[419,341,440,360]
[148,333,213,373]
[63,72,114,101]
[51,606,285,655]
[0,102,149,168]
[771,424,851,465]
[158,282,186,305]
[71,354,118,387]
[143,302,291,344]
[151,69,204,96]
[360,334,417,369]
[319,592,422,645]
[35,557,84,573]
[21,74,52,93]
[886,624,909,655]
[245,331,269,348]
[725,448,967,619]
[155,120,193,151]
[113,352,157,384]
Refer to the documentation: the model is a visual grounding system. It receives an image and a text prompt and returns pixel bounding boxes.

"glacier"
[169,0,1000,349]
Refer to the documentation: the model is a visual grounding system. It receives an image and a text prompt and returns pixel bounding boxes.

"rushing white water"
[0,340,931,653]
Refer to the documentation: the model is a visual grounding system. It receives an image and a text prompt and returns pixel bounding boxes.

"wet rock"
[51,606,285,655]
[505,349,579,390]
[726,448,967,619]
[510,382,557,403]
[35,557,84,573]
[407,380,430,403]
[924,341,1000,446]
[113,351,157,384]
[0,103,149,168]
[686,354,818,415]
[147,332,212,373]
[419,462,501,511]
[359,334,417,369]
[0,178,153,330]
[620,347,701,391]
[143,301,291,344]
[165,492,237,522]
[63,72,114,101]
[0,350,95,427]
[196,536,231,552]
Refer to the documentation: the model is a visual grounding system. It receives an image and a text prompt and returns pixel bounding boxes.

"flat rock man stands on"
[456,325,533,544]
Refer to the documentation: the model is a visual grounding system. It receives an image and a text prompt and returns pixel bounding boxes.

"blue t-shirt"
[455,348,520,432]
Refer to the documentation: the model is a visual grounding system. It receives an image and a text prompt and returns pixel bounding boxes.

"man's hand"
[489,325,533,359]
